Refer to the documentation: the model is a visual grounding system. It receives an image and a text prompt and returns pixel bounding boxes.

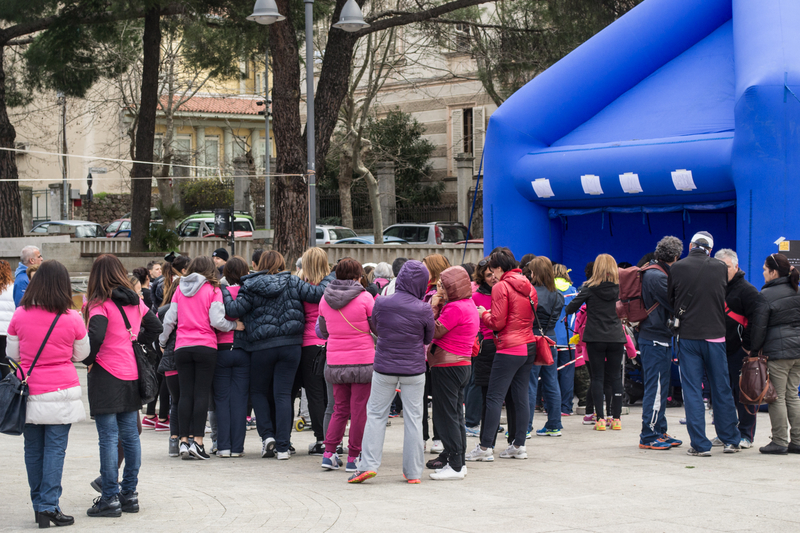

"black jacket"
[724,270,768,356]
[565,282,626,343]
[85,287,163,416]
[667,248,727,340]
[223,270,334,351]
[150,276,165,312]
[760,277,800,360]
[473,283,496,387]
[156,303,177,374]
[639,261,673,344]
[534,286,564,338]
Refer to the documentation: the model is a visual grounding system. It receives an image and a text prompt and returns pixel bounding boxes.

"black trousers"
[431,365,471,471]
[586,342,624,419]
[175,346,217,439]
[165,373,180,437]
[145,373,170,419]
[296,345,328,442]
[479,386,499,448]
[422,366,440,442]
[480,351,535,448]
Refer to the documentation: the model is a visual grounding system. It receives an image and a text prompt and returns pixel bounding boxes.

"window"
[233,136,248,161]
[32,223,49,234]
[316,229,324,239]
[329,228,357,240]
[462,108,473,155]
[440,225,468,243]
[179,221,202,237]
[454,23,470,53]
[205,137,220,171]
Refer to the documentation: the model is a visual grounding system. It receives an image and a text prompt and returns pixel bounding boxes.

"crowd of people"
[2,230,800,527]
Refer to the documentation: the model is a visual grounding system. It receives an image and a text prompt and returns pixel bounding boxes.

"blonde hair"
[553,263,572,284]
[301,247,331,285]
[423,254,451,283]
[586,254,619,287]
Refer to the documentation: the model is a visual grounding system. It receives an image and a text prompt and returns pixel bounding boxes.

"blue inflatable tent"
[483,0,800,284]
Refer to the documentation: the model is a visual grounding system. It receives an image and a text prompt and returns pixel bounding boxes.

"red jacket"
[481,269,537,352]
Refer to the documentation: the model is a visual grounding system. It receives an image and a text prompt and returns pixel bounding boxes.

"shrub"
[181,178,233,213]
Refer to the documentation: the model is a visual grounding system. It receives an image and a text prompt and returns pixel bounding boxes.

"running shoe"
[498,444,528,459]
[261,437,276,458]
[429,464,466,480]
[594,419,607,431]
[276,451,290,460]
[348,471,377,483]
[465,443,494,462]
[321,453,341,470]
[346,456,359,472]
[639,439,671,450]
[739,438,753,449]
[535,427,562,437]
[582,414,596,425]
[431,440,444,454]
[465,426,480,438]
[660,434,683,447]
[189,441,210,460]
[686,447,711,457]
[611,419,622,431]
[403,474,421,484]
[723,444,740,454]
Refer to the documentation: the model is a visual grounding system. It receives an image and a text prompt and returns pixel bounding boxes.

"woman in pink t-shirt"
[6,260,89,528]
[83,254,162,518]
[428,266,480,480]
[296,247,331,455]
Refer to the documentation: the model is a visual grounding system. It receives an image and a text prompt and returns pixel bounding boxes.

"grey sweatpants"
[359,372,425,480]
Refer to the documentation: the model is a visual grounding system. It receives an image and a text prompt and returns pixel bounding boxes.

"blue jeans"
[678,339,740,451]
[556,348,575,414]
[94,411,141,500]
[24,423,71,512]
[214,347,251,454]
[250,345,301,452]
[639,340,672,442]
[528,348,563,431]
[464,365,483,428]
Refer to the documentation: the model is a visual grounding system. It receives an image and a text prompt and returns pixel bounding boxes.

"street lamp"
[248,0,284,236]
[248,0,369,248]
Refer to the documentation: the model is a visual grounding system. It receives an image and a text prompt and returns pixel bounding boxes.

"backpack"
[616,264,667,323]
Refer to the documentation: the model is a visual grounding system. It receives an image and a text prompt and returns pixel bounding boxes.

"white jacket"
[0,286,14,336]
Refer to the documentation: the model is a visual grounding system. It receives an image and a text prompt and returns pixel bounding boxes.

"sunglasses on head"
[478,259,489,267]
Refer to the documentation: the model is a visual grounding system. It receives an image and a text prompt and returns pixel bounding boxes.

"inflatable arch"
[483,0,800,284]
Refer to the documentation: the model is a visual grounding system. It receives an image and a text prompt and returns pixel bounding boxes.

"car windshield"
[385,226,427,242]
[179,221,202,237]
[440,225,468,243]
[330,228,357,240]
[75,225,101,238]
[105,221,121,233]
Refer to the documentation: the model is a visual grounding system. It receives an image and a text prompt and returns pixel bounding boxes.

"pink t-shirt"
[435,298,480,359]
[319,292,375,366]
[471,291,495,340]
[7,308,86,396]
[216,285,240,345]
[88,300,150,380]
[303,301,326,347]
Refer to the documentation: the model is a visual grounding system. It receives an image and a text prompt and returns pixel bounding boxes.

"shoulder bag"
[114,302,158,405]
[739,351,777,415]
[531,298,555,366]
[0,314,61,436]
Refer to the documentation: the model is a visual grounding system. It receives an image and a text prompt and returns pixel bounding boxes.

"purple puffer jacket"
[372,260,435,375]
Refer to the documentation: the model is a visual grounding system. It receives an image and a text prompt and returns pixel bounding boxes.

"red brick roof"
[159,95,261,115]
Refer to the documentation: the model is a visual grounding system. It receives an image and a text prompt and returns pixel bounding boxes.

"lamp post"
[248,0,369,248]
[247,0,285,233]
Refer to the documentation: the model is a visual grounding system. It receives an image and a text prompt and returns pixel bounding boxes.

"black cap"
[212,248,229,261]
[163,251,176,263]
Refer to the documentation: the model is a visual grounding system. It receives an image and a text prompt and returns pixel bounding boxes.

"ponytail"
[766,253,799,292]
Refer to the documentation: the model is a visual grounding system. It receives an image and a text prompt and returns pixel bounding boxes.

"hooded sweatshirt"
[13,262,29,307]
[159,273,237,350]
[318,280,375,366]
[564,282,626,343]
[372,260,435,375]
[432,266,479,362]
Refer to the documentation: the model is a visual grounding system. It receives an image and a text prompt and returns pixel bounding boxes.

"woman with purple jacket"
[347,260,435,484]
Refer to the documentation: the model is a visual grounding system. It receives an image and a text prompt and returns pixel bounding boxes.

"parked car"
[333,236,408,245]
[104,218,130,237]
[316,225,358,244]
[30,220,105,238]
[383,222,470,245]
[121,207,162,224]
[177,211,255,238]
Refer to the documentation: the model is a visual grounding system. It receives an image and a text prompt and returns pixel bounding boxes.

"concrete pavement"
[2,372,799,532]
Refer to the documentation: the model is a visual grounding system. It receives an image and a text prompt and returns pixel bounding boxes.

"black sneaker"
[90,476,120,493]
[426,454,447,470]
[336,445,344,455]
[189,441,211,460]
[119,491,139,513]
[288,445,296,455]
[87,495,122,518]
[788,443,800,454]
[759,441,789,455]
[308,442,325,456]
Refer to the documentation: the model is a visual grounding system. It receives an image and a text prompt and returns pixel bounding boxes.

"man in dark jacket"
[713,249,768,448]
[668,231,741,455]
[639,236,683,450]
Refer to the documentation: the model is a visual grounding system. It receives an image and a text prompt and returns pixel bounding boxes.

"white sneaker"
[499,444,528,459]
[431,440,444,454]
[710,437,724,447]
[436,465,467,476]
[465,444,494,462]
[429,464,466,480]
[739,438,753,449]
[216,449,231,458]
[261,437,276,458]
[276,451,290,460]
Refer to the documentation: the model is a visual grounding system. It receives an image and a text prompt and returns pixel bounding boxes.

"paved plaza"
[2,369,800,532]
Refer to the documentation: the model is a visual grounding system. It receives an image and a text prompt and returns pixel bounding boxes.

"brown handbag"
[739,351,778,415]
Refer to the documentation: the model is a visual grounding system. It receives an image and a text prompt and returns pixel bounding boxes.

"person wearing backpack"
[638,236,684,450]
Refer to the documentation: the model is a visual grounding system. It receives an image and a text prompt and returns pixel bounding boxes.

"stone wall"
[74,194,161,226]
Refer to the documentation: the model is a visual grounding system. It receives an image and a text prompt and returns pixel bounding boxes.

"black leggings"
[166,373,180,436]
[585,342,624,419]
[146,373,170,419]
[296,345,328,442]
[175,346,217,439]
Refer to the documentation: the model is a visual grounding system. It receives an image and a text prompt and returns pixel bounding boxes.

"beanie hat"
[690,231,714,250]
[212,248,229,261]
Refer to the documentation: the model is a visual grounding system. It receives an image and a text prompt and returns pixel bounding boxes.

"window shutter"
[451,108,463,175]
[473,106,485,175]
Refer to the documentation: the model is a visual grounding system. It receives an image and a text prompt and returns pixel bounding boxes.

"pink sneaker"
[155,418,170,431]
[582,414,596,425]
[142,416,157,429]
